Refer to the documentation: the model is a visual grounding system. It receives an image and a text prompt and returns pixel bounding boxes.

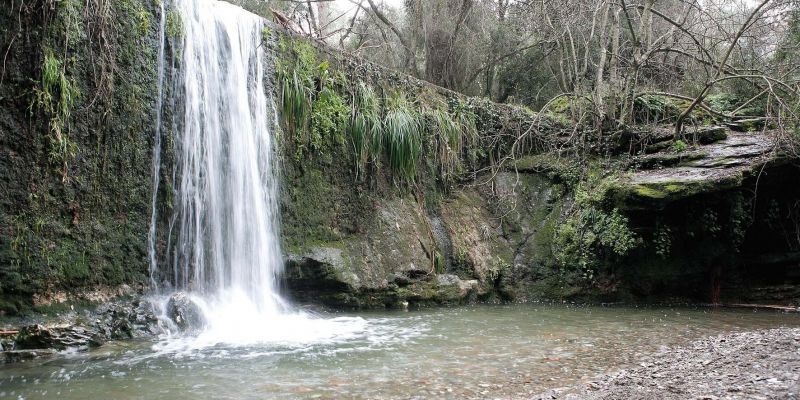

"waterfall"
[168,0,286,314]
[148,0,366,350]
[147,1,167,291]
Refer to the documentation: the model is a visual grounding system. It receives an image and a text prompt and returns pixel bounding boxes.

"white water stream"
[148,0,364,350]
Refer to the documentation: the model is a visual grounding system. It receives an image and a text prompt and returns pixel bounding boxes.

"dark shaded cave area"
[619,162,800,305]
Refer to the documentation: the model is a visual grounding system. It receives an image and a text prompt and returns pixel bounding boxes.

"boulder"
[14,324,104,351]
[694,125,728,144]
[725,117,766,132]
[436,274,479,302]
[284,247,361,306]
[166,292,206,332]
[93,299,160,339]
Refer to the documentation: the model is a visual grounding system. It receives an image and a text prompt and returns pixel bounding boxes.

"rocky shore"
[0,297,161,363]
[539,328,800,400]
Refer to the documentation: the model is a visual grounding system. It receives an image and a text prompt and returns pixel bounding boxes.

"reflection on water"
[1,304,798,399]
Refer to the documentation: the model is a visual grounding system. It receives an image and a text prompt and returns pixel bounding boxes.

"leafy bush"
[554,170,639,278]
[672,139,688,153]
[555,207,638,276]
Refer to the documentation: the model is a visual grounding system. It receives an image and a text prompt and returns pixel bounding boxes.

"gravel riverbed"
[538,327,800,400]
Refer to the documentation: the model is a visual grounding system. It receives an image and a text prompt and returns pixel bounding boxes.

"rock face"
[14,324,103,351]
[1,297,162,363]
[92,298,161,339]
[166,292,206,332]
[620,132,777,206]
[608,131,800,302]
[283,174,570,307]
[0,0,161,314]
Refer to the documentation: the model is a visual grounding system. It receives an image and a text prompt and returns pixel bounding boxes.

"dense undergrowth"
[275,34,486,186]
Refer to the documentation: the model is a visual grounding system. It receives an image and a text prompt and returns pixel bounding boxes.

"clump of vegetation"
[426,102,478,182]
[32,49,80,182]
[633,94,682,124]
[349,82,383,178]
[383,92,422,182]
[135,7,151,37]
[261,25,272,43]
[166,9,184,39]
[310,86,349,156]
[555,206,638,279]
[554,171,639,278]
[672,139,688,153]
[653,223,672,258]
[280,68,313,154]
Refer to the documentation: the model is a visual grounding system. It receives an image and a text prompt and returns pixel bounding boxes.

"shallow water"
[1,304,798,399]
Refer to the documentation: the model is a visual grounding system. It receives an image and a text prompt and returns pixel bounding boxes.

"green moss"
[282,169,339,249]
[261,25,272,42]
[32,49,81,181]
[136,7,151,36]
[634,185,669,199]
[166,9,183,39]
[310,87,349,158]
[628,181,694,201]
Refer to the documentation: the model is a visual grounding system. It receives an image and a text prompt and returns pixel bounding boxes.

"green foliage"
[166,9,183,39]
[633,94,681,124]
[545,95,595,126]
[310,87,349,156]
[488,256,511,282]
[728,193,753,250]
[383,92,422,182]
[349,82,383,178]
[434,252,446,274]
[426,102,478,182]
[705,93,739,114]
[672,139,688,153]
[135,7,150,36]
[555,207,638,277]
[280,68,313,157]
[32,49,80,181]
[654,223,672,258]
[277,37,339,160]
[554,170,639,277]
[261,25,272,43]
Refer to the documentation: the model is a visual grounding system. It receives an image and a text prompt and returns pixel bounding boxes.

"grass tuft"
[383,92,422,182]
[349,83,382,178]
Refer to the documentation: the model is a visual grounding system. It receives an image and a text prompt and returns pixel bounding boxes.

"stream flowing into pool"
[1,304,798,399]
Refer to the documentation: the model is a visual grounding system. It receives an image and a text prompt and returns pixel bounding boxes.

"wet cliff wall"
[0,0,164,313]
[266,30,800,309]
[1,1,798,315]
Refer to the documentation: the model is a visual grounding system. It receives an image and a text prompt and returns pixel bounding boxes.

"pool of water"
[1,304,798,399]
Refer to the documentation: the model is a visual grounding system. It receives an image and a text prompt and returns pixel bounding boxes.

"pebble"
[536,328,800,399]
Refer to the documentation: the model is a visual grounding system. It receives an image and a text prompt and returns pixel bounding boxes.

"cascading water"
[149,0,365,350]
[170,0,285,313]
[147,0,167,291]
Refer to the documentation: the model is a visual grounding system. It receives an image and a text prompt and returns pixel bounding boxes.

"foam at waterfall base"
[151,290,370,355]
